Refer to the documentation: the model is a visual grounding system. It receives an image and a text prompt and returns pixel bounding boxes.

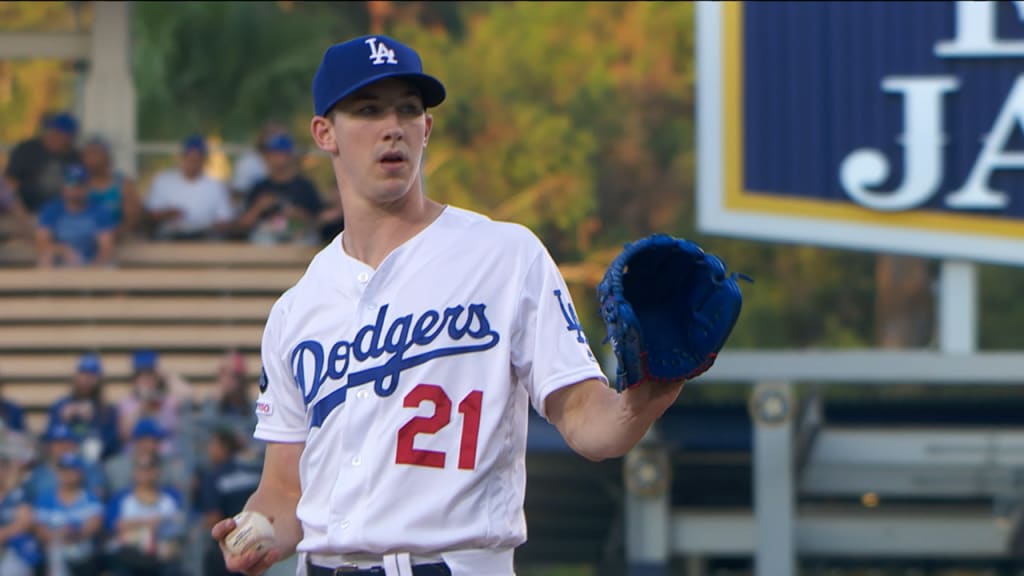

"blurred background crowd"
[1,110,345,268]
[0,348,262,576]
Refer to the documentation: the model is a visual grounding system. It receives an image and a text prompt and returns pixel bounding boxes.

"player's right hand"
[211,515,282,576]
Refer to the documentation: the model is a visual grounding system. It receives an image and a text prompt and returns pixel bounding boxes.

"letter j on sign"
[696,1,1024,266]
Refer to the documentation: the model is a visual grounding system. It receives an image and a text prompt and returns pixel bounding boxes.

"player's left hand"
[620,377,686,418]
[597,234,750,393]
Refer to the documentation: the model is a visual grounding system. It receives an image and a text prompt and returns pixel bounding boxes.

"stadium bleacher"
[0,239,317,432]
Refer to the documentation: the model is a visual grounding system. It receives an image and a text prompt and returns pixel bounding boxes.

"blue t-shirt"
[33,488,103,562]
[196,458,261,519]
[0,485,40,565]
[36,198,114,264]
[0,399,25,432]
[88,173,125,225]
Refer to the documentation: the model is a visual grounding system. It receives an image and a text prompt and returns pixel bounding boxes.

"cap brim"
[319,72,446,116]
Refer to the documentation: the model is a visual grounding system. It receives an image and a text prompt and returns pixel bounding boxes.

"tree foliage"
[0,1,81,142]
[131,1,361,141]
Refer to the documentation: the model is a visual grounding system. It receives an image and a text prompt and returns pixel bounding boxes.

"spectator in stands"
[104,419,189,499]
[231,133,324,245]
[32,453,103,576]
[35,164,116,268]
[0,175,31,243]
[81,135,142,240]
[3,112,81,222]
[195,351,258,465]
[319,193,345,244]
[0,374,26,433]
[196,427,261,576]
[0,454,40,576]
[0,429,35,484]
[46,353,120,462]
[143,135,234,240]
[229,121,289,205]
[116,350,191,450]
[105,453,185,576]
[25,423,105,502]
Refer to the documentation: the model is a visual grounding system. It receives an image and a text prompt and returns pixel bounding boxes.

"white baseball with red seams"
[253,207,607,575]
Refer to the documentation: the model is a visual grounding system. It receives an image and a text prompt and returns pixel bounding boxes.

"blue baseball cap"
[43,112,78,135]
[64,164,88,186]
[77,353,102,375]
[263,133,294,153]
[132,349,159,372]
[312,35,446,117]
[84,134,112,153]
[56,452,84,471]
[44,423,81,443]
[182,135,208,155]
[131,418,165,441]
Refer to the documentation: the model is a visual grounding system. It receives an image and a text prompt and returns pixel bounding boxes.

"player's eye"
[356,104,381,116]
[397,102,424,116]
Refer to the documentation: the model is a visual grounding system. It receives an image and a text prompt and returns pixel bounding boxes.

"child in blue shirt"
[32,453,103,576]
[105,453,185,576]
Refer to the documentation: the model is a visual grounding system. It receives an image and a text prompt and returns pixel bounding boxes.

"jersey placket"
[330,261,380,548]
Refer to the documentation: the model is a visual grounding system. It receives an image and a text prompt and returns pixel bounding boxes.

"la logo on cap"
[366,37,398,65]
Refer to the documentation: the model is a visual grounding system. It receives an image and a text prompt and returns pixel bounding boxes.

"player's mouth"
[378,150,407,169]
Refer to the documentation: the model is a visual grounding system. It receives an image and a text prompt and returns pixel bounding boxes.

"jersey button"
[356,390,369,399]
[366,302,378,310]
[340,520,350,529]
[357,272,370,283]
[352,456,361,466]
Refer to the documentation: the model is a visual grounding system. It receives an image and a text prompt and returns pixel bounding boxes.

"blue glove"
[597,234,749,392]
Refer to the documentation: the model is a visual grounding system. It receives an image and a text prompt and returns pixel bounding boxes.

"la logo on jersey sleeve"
[554,289,597,362]
[554,290,586,344]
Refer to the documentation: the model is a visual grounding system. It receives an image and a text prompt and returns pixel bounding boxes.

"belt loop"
[396,553,413,575]
[382,553,400,576]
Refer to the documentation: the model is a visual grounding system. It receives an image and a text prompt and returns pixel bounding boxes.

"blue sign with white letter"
[697,2,1024,265]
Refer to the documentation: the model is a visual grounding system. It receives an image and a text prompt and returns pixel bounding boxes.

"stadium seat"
[0,241,310,433]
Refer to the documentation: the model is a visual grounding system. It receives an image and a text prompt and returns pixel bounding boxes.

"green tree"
[132,1,363,141]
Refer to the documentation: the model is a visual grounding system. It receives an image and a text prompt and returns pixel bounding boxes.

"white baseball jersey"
[253,206,606,561]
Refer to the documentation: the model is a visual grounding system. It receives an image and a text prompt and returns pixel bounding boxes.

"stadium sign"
[697,2,1024,265]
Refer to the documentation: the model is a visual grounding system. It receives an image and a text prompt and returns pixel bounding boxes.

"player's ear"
[310,115,338,154]
[423,113,433,147]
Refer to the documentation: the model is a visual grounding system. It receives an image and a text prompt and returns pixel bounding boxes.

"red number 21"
[395,384,483,470]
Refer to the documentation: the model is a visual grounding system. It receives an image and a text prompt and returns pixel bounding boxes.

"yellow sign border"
[720,2,1024,239]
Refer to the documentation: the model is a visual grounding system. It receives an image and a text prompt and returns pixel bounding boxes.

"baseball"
[224,511,275,556]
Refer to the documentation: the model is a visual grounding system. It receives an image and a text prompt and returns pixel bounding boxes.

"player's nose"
[378,107,405,141]
[381,125,404,142]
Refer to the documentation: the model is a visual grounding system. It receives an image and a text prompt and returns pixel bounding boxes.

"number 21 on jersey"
[395,383,483,470]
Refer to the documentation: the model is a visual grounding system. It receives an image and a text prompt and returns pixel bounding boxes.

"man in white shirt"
[145,135,234,240]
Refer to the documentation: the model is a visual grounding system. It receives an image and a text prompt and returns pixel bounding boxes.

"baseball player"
[211,35,691,576]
